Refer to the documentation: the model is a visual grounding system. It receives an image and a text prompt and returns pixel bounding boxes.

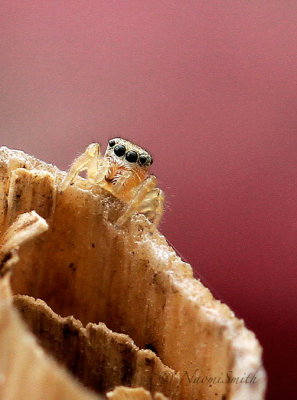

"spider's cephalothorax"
[60,138,164,227]
[103,138,153,201]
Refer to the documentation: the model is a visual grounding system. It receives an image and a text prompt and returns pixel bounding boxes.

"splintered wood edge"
[0,211,48,297]
[13,294,179,398]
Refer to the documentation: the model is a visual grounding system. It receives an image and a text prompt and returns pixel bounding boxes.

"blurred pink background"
[1,1,296,399]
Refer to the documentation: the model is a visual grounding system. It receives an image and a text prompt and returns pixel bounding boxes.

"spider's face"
[104,138,152,186]
[105,138,152,167]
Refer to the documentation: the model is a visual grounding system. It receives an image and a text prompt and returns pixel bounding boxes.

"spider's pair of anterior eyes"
[108,140,152,166]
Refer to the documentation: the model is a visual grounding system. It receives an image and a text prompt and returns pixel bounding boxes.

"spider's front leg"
[60,143,109,191]
[116,175,165,228]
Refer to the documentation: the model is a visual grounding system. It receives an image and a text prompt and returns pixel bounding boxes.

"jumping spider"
[60,138,164,227]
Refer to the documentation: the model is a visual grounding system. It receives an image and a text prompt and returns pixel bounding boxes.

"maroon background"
[1,2,296,399]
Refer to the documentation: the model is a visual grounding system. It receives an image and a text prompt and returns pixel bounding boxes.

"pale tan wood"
[107,387,168,400]
[0,212,103,400]
[0,146,267,400]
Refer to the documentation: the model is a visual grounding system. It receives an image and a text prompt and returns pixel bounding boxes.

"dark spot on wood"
[62,324,79,339]
[145,343,157,354]
[0,252,13,277]
[16,194,21,199]
[144,357,154,366]
[91,243,95,248]
[119,347,135,385]
[0,252,12,268]
[222,395,227,400]
[68,263,76,272]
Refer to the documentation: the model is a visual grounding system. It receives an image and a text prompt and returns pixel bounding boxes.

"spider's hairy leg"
[116,175,164,228]
[139,187,165,227]
[60,143,108,191]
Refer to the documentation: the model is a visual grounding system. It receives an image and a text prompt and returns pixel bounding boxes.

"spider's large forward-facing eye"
[139,154,147,165]
[109,139,116,147]
[125,150,138,163]
[114,144,126,157]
